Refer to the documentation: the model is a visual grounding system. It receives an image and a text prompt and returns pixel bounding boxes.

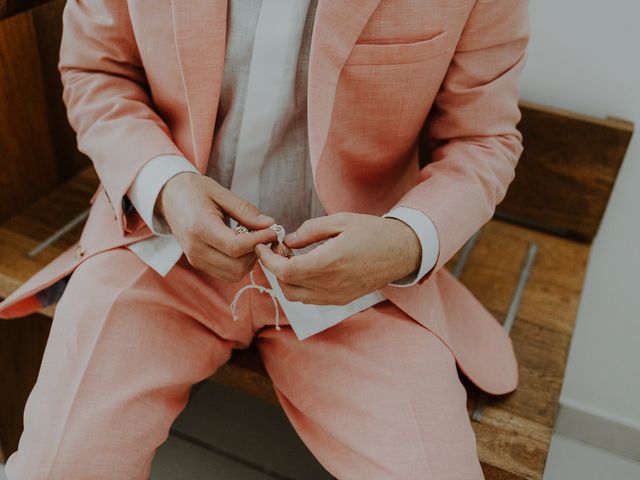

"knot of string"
[230,270,281,331]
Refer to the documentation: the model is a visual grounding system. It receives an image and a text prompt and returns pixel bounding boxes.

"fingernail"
[284,233,296,244]
[258,214,274,224]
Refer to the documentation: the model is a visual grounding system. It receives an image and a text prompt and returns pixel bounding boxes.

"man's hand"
[255,213,422,305]
[156,172,277,281]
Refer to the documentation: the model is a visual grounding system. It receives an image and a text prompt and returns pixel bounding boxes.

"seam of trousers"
[158,259,240,343]
[392,342,436,480]
[42,261,151,478]
[266,384,358,477]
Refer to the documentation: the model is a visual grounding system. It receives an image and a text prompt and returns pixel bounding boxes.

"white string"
[269,223,286,243]
[230,223,287,330]
[230,270,281,331]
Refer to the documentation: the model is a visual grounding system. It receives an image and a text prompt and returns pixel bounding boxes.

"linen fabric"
[5,248,483,479]
[0,0,530,396]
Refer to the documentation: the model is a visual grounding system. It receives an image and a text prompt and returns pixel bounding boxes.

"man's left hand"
[255,213,422,305]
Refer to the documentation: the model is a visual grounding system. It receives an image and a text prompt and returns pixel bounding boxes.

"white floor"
[2,382,640,479]
[151,381,331,480]
[544,434,640,480]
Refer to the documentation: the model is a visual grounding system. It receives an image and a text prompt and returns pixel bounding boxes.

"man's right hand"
[155,172,277,282]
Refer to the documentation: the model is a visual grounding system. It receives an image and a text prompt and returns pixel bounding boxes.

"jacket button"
[74,244,86,262]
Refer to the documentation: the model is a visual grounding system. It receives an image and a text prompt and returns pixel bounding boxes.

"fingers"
[194,214,277,258]
[284,214,348,249]
[277,282,318,304]
[256,237,360,306]
[255,243,298,283]
[207,180,274,230]
[235,228,279,252]
[255,242,328,285]
[162,175,276,281]
[185,241,256,282]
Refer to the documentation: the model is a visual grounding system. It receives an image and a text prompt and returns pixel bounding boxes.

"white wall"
[520,0,640,459]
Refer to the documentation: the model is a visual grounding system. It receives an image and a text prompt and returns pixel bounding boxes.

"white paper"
[227,0,386,340]
[260,262,386,341]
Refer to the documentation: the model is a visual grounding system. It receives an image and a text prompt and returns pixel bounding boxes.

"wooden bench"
[0,1,633,477]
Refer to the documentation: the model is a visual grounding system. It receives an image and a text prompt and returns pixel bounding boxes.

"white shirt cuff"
[128,235,184,277]
[127,154,199,235]
[383,206,439,287]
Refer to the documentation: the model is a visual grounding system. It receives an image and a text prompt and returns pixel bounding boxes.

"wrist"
[155,171,198,221]
[383,217,422,281]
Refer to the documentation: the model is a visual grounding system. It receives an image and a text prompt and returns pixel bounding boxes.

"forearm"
[59,0,184,235]
[390,0,529,279]
[126,155,200,235]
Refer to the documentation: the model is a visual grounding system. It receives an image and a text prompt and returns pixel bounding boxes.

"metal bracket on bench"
[28,208,91,258]
[471,242,539,422]
[452,230,481,279]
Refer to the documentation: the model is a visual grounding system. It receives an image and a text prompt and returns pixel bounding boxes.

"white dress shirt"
[125,0,439,336]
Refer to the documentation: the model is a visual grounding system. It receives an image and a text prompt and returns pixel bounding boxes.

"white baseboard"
[555,399,640,462]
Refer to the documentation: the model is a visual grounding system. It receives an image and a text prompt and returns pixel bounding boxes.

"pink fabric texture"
[6,248,483,479]
[0,0,529,394]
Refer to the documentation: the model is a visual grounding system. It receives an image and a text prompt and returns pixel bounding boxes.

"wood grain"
[0,0,53,20]
[32,0,89,178]
[0,8,58,222]
[443,219,592,479]
[497,101,633,242]
[0,168,95,299]
[0,0,88,223]
[0,312,50,456]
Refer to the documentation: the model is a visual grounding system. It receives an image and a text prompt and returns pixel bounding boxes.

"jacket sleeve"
[58,0,184,235]
[391,0,530,282]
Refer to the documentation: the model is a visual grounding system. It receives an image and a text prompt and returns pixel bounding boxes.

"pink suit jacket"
[0,0,529,395]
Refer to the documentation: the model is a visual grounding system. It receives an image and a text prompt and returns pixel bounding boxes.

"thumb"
[284,216,345,249]
[210,186,274,230]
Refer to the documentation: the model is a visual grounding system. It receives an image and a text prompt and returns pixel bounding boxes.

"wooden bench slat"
[0,1,55,21]
[0,0,89,222]
[497,101,632,242]
[0,167,95,295]
[449,223,587,478]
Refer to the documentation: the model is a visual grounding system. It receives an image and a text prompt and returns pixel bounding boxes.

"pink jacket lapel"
[308,0,382,173]
[172,0,382,176]
[171,0,228,171]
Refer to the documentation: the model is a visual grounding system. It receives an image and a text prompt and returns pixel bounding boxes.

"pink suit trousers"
[5,248,483,479]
